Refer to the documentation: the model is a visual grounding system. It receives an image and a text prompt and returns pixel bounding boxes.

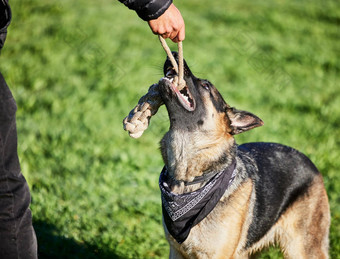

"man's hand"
[148,3,185,43]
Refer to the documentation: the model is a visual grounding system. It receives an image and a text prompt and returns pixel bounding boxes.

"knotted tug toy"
[123,36,186,138]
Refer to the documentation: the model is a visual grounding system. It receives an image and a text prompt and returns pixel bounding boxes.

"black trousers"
[0,73,37,259]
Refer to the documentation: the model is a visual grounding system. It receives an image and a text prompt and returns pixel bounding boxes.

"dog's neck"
[160,130,236,194]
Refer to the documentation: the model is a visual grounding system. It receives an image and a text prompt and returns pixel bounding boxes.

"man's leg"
[0,73,37,259]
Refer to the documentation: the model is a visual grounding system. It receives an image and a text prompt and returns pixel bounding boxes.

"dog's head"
[159,53,264,138]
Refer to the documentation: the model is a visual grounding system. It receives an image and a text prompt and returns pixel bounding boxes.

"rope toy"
[123,83,163,138]
[123,36,186,138]
[158,36,186,90]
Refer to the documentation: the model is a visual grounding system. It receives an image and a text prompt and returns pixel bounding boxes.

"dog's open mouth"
[162,68,196,112]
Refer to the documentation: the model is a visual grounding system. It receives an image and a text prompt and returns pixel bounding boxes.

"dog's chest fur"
[160,130,235,194]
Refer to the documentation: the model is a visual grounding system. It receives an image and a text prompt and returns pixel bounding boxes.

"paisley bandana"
[159,159,237,243]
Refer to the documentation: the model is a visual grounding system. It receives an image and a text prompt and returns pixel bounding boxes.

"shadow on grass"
[34,220,123,259]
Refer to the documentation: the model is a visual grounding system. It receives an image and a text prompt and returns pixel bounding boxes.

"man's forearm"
[119,0,172,21]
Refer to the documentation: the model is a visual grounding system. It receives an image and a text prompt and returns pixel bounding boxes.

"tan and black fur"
[157,54,330,259]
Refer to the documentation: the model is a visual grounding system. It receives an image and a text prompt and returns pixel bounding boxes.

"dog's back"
[237,142,330,258]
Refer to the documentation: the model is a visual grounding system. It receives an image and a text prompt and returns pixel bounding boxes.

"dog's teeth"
[169,78,174,83]
[182,94,189,103]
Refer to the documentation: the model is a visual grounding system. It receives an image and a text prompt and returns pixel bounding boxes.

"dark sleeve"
[0,0,12,50]
[119,0,172,21]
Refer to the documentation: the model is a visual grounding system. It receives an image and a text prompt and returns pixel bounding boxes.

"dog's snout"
[165,67,177,78]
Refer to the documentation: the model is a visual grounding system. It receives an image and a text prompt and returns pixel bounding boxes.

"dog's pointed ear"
[226,107,264,135]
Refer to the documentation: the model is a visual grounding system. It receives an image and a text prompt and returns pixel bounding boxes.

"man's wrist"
[136,0,173,21]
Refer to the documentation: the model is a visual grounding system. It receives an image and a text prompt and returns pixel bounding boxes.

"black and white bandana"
[159,159,237,243]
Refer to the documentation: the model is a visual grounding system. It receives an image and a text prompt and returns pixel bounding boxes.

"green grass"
[0,0,339,258]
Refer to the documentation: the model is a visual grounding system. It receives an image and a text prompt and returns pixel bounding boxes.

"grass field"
[0,0,339,258]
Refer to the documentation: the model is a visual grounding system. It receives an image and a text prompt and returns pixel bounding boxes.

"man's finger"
[177,26,185,42]
[162,32,171,39]
[169,30,178,42]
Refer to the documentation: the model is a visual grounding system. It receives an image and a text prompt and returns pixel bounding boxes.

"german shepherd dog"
[157,54,330,259]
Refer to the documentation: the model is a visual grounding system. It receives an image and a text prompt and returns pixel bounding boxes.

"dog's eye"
[202,82,210,91]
